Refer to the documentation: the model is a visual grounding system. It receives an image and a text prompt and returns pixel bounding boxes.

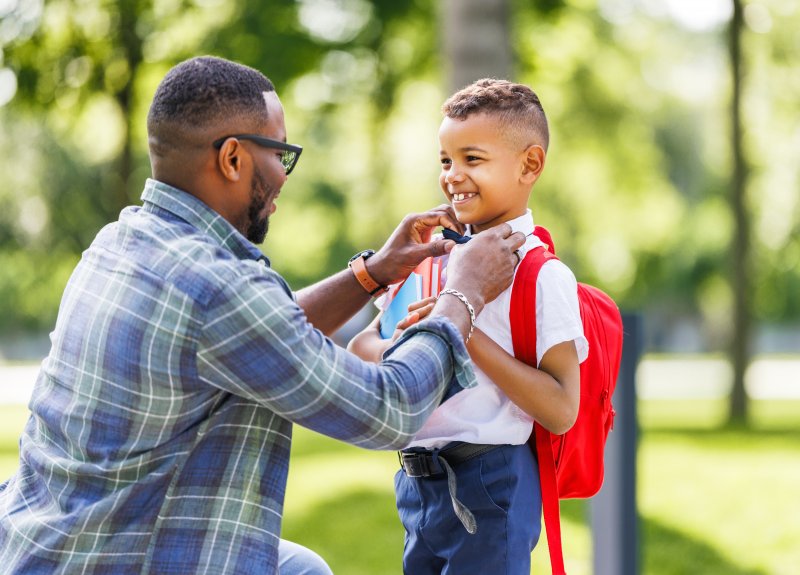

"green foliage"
[510,1,800,352]
[0,0,799,341]
[0,250,78,331]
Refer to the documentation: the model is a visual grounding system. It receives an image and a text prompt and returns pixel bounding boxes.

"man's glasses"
[212,134,303,175]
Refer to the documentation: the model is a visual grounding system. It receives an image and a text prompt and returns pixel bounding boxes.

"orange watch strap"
[349,255,386,296]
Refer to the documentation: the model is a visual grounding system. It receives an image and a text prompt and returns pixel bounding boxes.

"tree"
[0,0,798,350]
[441,0,512,92]
[727,0,750,424]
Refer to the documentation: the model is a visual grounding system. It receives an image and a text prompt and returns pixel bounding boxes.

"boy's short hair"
[442,78,549,151]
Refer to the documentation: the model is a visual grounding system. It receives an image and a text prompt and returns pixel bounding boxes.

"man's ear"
[217,139,243,183]
[520,144,546,185]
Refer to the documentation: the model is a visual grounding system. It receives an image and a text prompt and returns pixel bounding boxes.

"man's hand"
[367,204,465,287]
[442,224,525,316]
[297,205,462,336]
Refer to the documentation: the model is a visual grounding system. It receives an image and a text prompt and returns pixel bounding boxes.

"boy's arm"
[347,314,390,363]
[467,328,580,435]
[348,296,438,363]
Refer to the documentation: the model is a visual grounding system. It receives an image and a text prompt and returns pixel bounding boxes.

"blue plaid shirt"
[0,179,475,574]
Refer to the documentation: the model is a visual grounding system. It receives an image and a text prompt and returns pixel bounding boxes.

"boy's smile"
[438,112,544,234]
[451,192,477,203]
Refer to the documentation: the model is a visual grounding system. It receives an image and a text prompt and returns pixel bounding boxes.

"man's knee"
[278,539,334,575]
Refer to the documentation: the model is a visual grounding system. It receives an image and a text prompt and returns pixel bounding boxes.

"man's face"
[246,164,271,244]
[242,90,289,244]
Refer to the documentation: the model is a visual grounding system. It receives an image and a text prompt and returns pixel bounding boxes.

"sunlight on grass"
[284,435,398,516]
[0,405,29,479]
[1,398,799,574]
[639,398,728,429]
[640,425,800,575]
[531,499,591,575]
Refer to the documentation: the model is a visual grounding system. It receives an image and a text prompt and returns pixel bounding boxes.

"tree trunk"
[728,0,750,425]
[441,0,513,93]
[113,0,145,215]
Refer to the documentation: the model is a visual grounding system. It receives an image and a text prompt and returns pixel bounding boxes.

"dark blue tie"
[442,228,471,244]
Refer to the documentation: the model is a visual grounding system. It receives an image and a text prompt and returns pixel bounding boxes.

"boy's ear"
[520,144,546,185]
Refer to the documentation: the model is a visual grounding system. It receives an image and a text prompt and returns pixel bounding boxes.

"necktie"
[442,228,471,243]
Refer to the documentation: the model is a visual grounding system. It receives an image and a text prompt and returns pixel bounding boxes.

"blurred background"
[0,1,798,573]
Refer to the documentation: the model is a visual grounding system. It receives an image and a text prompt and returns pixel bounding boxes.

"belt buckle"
[400,450,443,478]
[401,452,427,477]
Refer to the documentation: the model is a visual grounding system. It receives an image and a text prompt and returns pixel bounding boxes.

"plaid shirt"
[0,179,475,574]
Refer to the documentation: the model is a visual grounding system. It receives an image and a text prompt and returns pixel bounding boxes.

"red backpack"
[510,226,624,575]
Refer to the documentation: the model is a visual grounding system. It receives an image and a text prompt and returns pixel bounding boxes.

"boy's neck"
[469,208,530,234]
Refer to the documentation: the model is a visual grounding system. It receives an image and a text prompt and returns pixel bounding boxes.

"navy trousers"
[395,443,542,575]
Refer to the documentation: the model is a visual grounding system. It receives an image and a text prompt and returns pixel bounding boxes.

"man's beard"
[246,166,272,244]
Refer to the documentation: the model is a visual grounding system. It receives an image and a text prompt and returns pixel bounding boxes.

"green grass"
[1,399,799,574]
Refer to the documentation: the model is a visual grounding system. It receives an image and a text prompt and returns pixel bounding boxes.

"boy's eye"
[466,155,482,162]
[440,158,452,166]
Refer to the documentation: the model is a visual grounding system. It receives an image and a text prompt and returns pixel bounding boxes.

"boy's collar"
[464,209,534,238]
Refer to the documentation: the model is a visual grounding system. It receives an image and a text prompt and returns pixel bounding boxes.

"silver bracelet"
[437,288,476,343]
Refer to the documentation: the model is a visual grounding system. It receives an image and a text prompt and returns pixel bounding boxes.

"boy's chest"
[442,235,543,356]
[474,283,516,356]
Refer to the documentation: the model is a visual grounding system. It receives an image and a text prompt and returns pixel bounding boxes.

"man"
[0,56,523,574]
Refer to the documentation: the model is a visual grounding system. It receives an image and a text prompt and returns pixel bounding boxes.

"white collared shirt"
[407,210,589,449]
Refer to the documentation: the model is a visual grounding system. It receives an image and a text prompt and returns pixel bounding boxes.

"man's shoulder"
[110,209,262,305]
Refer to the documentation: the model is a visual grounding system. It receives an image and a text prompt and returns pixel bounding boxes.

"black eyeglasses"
[212,134,303,175]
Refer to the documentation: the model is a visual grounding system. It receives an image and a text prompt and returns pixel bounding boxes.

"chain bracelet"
[437,288,476,343]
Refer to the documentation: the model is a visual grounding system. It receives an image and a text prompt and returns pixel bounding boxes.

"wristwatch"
[348,249,388,296]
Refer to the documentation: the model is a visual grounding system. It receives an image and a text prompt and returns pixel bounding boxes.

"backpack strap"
[534,225,556,255]
[510,244,567,575]
[535,422,566,575]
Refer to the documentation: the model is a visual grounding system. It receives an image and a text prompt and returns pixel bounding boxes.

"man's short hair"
[147,56,275,137]
[442,78,549,151]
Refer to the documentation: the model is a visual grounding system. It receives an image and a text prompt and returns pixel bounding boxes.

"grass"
[1,399,799,574]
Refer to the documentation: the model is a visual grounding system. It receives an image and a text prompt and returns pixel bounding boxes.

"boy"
[348,79,588,574]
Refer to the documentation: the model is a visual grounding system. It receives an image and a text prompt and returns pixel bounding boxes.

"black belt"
[398,443,500,478]
[398,443,503,534]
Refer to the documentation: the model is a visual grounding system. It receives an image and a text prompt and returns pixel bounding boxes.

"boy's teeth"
[453,193,474,201]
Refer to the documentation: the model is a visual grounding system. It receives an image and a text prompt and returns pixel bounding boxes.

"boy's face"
[438,112,539,234]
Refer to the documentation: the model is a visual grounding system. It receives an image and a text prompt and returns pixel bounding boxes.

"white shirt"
[406,210,589,449]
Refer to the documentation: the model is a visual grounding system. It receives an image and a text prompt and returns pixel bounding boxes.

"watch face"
[349,249,375,263]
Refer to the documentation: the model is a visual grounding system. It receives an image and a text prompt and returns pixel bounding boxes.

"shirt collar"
[140,178,270,265]
[464,209,544,255]
[464,209,536,237]
[505,209,535,237]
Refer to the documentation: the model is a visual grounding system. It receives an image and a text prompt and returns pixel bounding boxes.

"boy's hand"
[366,205,465,287]
[393,296,437,335]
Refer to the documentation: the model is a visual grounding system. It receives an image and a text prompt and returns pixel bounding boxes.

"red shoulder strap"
[535,421,566,575]
[510,245,567,575]
[534,225,556,255]
[509,246,553,366]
